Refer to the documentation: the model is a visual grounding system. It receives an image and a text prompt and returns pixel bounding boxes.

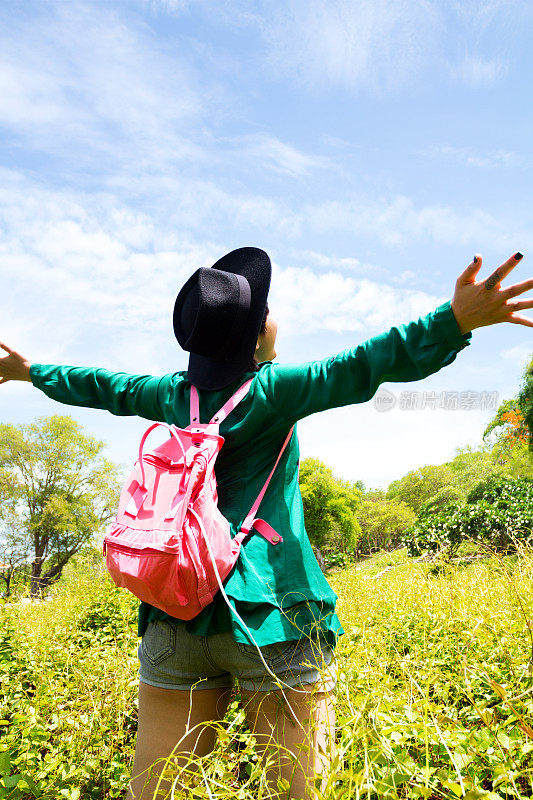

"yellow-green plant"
[1,549,533,798]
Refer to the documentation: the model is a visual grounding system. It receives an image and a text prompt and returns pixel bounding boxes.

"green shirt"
[29,300,471,650]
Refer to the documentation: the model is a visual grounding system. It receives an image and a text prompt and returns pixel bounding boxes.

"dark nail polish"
[515,252,523,260]
[473,256,478,263]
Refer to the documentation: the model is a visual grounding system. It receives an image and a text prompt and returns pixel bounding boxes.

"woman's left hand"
[451,252,533,335]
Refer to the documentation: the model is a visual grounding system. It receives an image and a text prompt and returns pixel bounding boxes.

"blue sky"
[2,0,533,489]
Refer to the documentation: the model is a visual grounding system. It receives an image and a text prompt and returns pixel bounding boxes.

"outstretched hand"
[451,252,533,335]
[0,343,32,384]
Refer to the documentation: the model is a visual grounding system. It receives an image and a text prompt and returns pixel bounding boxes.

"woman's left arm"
[262,251,533,421]
[451,252,533,333]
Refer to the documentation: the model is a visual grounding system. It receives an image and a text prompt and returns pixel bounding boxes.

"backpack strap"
[190,379,292,548]
[189,379,254,427]
[190,386,200,424]
[235,425,295,545]
[210,379,254,424]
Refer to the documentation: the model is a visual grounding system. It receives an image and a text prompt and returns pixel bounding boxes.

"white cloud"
[261,0,440,94]
[449,0,522,31]
[303,194,525,250]
[298,401,494,488]
[270,264,442,335]
[1,169,446,375]
[0,1,203,165]
[0,171,216,369]
[98,168,529,254]
[500,344,533,366]
[392,270,417,284]
[420,144,519,168]
[3,167,529,352]
[146,0,192,10]
[451,55,507,88]
[291,250,370,274]
[229,134,330,178]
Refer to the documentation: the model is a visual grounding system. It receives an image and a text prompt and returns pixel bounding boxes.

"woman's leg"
[239,683,336,800]
[127,681,233,800]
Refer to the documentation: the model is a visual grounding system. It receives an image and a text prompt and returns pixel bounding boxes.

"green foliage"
[490,438,533,480]
[386,464,455,514]
[387,440,533,562]
[356,493,416,554]
[323,551,352,570]
[299,457,361,561]
[484,356,533,459]
[0,415,121,596]
[386,447,501,517]
[0,565,138,799]
[298,461,415,560]
[405,476,533,557]
[418,485,463,516]
[448,445,499,488]
[483,397,523,443]
[2,551,533,798]
[327,552,533,800]
[515,355,533,452]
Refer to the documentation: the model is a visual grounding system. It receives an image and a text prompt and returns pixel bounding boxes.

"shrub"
[404,476,533,557]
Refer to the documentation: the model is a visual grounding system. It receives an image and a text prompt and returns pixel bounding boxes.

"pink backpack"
[103,379,293,620]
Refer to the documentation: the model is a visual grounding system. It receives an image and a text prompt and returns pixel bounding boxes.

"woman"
[1,247,531,799]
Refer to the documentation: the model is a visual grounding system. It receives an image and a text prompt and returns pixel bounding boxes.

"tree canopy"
[516,356,533,452]
[0,415,121,596]
[356,492,416,554]
[385,441,531,519]
[386,463,456,514]
[298,457,361,559]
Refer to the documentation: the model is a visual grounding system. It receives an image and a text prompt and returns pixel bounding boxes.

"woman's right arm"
[0,342,32,383]
[0,344,169,421]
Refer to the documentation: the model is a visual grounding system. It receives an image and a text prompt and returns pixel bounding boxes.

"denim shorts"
[138,620,337,693]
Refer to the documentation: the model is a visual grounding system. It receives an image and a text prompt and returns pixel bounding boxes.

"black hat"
[173,247,271,390]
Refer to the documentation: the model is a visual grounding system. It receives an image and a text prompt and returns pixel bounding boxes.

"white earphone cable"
[189,507,311,733]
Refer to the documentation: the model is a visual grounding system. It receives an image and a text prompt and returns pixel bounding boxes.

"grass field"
[1,549,532,799]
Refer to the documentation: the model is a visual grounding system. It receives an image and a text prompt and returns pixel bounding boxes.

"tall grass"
[1,550,532,798]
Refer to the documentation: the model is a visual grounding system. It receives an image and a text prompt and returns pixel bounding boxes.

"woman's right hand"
[0,343,32,384]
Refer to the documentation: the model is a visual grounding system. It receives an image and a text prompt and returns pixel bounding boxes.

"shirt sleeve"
[260,300,472,422]
[29,364,171,421]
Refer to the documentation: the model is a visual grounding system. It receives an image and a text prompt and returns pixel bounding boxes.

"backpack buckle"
[251,519,283,545]
[190,428,204,447]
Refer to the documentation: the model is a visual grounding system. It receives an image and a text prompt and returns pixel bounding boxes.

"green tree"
[356,493,416,555]
[386,464,455,514]
[483,398,529,449]
[298,458,361,558]
[482,355,533,461]
[483,382,533,479]
[518,356,533,451]
[485,435,533,480]
[0,511,30,597]
[447,446,495,490]
[0,415,121,597]
[386,445,522,521]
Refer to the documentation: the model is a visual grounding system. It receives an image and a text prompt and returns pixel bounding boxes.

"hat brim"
[186,247,271,390]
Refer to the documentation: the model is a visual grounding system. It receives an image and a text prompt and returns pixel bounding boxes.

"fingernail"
[473,256,478,263]
[514,252,523,260]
